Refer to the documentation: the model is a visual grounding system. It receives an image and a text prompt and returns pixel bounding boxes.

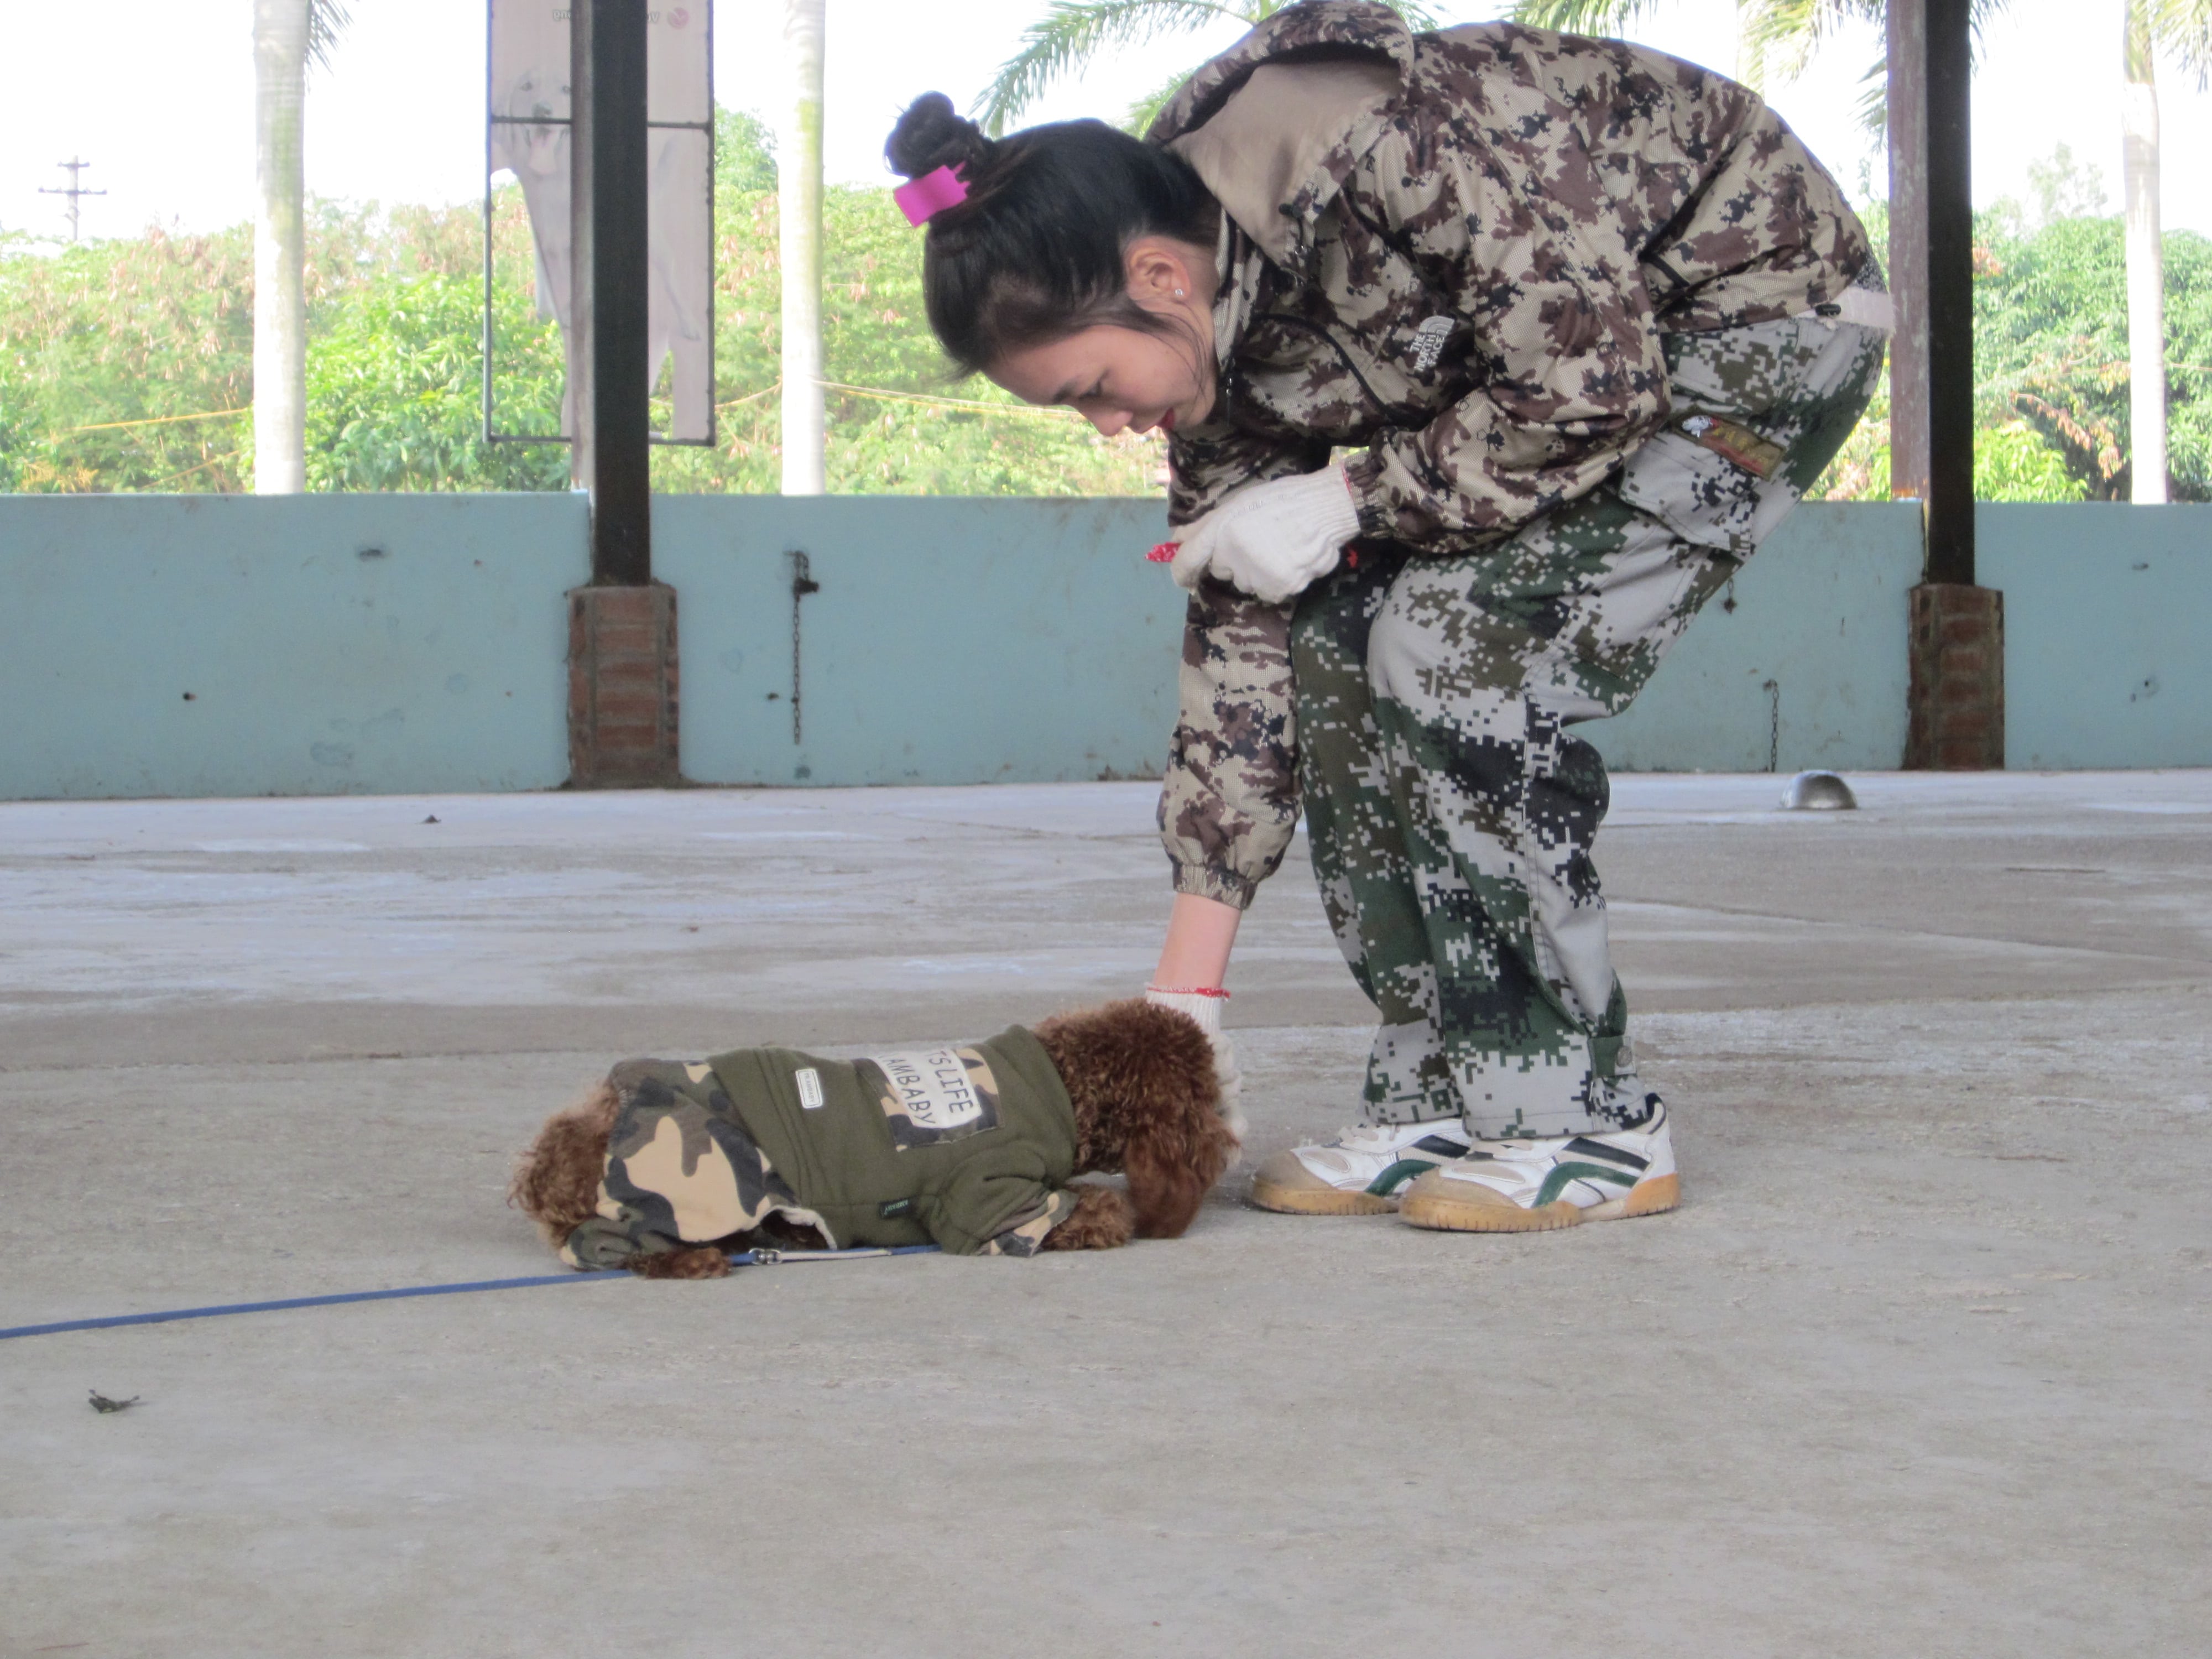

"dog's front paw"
[632,1245,732,1279]
[1040,1185,1137,1251]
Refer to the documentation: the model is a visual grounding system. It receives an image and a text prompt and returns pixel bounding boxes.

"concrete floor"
[4,771,2209,1656]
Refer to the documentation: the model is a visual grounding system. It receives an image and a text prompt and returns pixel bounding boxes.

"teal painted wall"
[0,495,583,798]
[1981,504,2212,770]
[1583,501,1923,773]
[2,494,2204,800]
[656,497,1183,786]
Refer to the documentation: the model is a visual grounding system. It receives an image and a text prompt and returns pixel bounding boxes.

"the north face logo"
[1408,315,1455,371]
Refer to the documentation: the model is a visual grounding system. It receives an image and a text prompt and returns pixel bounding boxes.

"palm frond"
[1509,0,1671,34]
[1854,50,1886,142]
[1378,1,1448,28]
[1124,66,1201,135]
[1739,0,1886,91]
[976,0,1449,136]
[2144,0,2212,88]
[1848,0,2009,137]
[306,1,353,75]
[977,0,1252,136]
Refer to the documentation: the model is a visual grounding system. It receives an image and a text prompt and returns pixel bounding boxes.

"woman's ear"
[1124,236,1198,310]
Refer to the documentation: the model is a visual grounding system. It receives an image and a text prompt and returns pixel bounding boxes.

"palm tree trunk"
[2122,0,2167,503]
[253,0,309,495]
[780,0,827,496]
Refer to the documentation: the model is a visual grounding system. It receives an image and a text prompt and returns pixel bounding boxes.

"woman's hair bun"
[885,92,991,180]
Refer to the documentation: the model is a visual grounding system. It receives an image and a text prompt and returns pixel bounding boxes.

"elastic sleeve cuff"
[1171,860,1260,911]
[1339,448,1395,540]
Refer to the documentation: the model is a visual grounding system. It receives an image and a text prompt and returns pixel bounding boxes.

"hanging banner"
[486,1,714,442]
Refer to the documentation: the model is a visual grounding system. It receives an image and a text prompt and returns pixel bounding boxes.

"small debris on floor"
[87,1391,141,1415]
[422,815,441,825]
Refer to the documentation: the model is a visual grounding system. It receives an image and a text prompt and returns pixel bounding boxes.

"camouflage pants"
[1294,312,1886,1138]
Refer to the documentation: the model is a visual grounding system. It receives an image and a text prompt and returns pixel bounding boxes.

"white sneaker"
[1397,1099,1679,1233]
[1249,1120,1475,1215]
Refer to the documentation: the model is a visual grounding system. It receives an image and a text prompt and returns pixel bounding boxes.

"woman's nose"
[1088,409,1130,437]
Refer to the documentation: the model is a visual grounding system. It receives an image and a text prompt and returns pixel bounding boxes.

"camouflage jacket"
[559,1027,1082,1269]
[1149,2,1872,907]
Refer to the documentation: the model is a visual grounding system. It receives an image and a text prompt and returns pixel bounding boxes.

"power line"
[38,156,106,242]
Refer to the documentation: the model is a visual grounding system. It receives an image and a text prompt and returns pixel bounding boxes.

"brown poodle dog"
[512,999,1238,1277]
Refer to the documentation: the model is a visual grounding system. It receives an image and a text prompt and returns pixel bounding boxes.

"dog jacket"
[560,1026,1082,1269]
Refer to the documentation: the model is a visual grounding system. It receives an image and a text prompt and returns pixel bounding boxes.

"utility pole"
[564,0,681,789]
[1892,0,2004,770]
[38,158,106,242]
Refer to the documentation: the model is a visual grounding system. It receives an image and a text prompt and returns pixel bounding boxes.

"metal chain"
[789,550,820,745]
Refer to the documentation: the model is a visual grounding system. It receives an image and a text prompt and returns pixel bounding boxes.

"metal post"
[571,0,651,587]
[1923,0,1975,588]
[564,0,678,787]
[1898,0,2003,770]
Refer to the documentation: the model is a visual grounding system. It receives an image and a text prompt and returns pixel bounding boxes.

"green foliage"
[976,0,1443,136]
[12,102,2198,507]
[0,107,1155,498]
[717,107,778,192]
[1976,212,2212,500]
[0,191,562,494]
[0,223,257,493]
[306,272,568,492]
[1814,200,2209,503]
[2024,144,2109,226]
[650,178,1160,494]
[1974,422,2090,500]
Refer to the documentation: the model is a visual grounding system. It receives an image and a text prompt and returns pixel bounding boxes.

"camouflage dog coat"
[560,1026,1083,1270]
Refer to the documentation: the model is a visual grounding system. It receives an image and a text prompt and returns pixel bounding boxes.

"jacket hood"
[1148,1,1413,270]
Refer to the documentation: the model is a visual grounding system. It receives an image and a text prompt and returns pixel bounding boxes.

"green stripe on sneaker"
[1365,1159,1437,1197]
[1533,1162,1640,1208]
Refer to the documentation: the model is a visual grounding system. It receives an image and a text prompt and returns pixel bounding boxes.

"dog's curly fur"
[509,998,1235,1273]
[1030,999,1237,1243]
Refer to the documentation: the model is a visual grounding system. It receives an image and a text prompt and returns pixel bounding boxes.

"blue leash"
[0,1244,941,1343]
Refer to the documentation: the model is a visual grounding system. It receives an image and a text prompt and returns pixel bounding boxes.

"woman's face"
[989,325,1213,439]
[985,235,1218,438]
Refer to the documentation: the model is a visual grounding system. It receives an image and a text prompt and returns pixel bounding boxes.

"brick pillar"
[1905,582,2004,770]
[567,582,680,788]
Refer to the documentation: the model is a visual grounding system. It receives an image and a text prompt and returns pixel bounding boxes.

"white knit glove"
[1144,985,1247,1147]
[1168,463,1363,605]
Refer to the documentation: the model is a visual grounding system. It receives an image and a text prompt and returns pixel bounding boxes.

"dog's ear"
[1126,1112,1238,1240]
[509,1081,621,1244]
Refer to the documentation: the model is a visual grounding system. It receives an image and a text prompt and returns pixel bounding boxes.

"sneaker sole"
[1400,1172,1680,1233]
[1248,1175,1401,1216]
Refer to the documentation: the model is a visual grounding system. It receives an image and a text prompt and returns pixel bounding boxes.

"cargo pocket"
[1614,424,1765,557]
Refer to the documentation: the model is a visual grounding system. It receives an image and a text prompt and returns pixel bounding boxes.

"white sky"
[2,0,2208,244]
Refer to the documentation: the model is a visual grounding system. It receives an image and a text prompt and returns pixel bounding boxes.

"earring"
[1174,289,1186,298]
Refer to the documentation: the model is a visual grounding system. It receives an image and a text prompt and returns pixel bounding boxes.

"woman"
[885,1,1887,1232]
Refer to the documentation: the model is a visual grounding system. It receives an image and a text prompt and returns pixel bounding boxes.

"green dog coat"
[560,1026,1082,1269]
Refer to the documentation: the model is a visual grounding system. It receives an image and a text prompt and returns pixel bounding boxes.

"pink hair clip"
[894,165,968,227]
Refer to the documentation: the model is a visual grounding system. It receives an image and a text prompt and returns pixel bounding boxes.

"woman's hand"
[1169,463,1362,605]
